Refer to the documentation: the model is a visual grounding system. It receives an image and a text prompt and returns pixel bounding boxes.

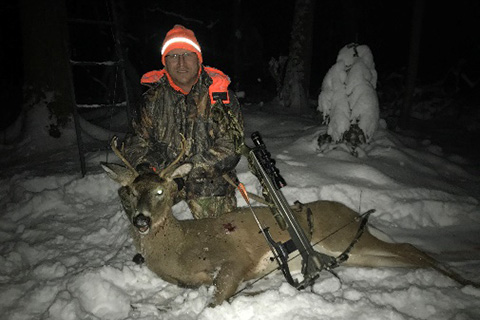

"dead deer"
[102,137,478,307]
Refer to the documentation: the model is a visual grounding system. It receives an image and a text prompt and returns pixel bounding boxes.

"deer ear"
[170,163,193,179]
[101,162,137,186]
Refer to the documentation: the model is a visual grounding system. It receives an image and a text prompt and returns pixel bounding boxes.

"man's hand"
[135,162,154,174]
[188,165,208,179]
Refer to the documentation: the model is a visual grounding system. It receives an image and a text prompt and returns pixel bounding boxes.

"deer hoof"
[133,253,145,264]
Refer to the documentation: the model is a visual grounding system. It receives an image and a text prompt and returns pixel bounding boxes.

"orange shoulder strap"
[140,69,167,85]
[140,69,188,94]
[205,66,231,105]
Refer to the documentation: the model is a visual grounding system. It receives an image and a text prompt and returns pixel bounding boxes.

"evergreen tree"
[318,43,379,154]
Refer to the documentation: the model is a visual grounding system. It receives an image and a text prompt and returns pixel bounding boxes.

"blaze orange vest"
[140,67,231,105]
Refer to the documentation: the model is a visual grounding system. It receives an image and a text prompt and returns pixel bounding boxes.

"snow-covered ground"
[1,104,480,320]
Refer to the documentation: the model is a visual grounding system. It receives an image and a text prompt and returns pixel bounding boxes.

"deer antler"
[159,134,187,179]
[110,136,139,176]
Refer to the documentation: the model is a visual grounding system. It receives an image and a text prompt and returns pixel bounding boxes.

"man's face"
[164,49,200,93]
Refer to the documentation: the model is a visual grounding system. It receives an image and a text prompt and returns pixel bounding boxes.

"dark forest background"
[1,0,480,144]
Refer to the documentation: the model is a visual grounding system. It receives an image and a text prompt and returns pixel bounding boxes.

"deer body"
[129,198,384,303]
[134,201,404,284]
[102,149,478,306]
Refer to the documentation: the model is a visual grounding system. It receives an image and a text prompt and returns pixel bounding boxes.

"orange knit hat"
[161,25,202,65]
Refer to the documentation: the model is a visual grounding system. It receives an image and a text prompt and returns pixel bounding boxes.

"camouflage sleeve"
[123,91,169,171]
[189,91,244,178]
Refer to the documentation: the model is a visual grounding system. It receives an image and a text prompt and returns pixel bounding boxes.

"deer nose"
[133,213,151,234]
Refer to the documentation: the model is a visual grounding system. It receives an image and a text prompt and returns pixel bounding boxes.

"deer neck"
[149,209,185,239]
[138,211,186,260]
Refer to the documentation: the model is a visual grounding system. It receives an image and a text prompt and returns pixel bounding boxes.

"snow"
[1,103,480,320]
[318,44,380,142]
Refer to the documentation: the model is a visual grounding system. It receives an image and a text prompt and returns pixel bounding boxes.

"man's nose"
[177,55,186,66]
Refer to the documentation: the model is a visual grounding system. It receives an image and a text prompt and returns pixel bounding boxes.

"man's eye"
[166,52,195,60]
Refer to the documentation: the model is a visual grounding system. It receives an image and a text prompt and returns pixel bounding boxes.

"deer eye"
[156,189,163,196]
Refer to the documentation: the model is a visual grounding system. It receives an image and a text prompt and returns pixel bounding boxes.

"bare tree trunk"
[232,0,242,92]
[20,0,74,135]
[280,0,315,110]
[0,2,23,132]
[400,0,425,129]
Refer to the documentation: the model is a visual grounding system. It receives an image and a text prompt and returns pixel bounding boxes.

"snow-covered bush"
[317,43,380,152]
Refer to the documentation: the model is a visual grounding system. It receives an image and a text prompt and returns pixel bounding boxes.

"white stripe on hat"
[161,37,201,55]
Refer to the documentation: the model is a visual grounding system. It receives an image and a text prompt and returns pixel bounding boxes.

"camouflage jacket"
[124,66,244,197]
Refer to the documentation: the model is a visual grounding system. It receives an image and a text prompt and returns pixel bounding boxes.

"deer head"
[102,136,190,235]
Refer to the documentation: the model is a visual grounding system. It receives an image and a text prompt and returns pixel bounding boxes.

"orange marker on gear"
[237,182,250,205]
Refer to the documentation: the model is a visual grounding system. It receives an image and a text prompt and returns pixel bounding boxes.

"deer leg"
[347,235,479,287]
[394,243,480,287]
[132,253,144,264]
[210,262,247,307]
[347,244,430,267]
[346,232,433,268]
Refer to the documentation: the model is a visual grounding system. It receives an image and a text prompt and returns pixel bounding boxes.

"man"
[124,24,244,219]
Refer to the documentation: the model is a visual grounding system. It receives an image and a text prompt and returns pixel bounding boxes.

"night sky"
[2,0,480,130]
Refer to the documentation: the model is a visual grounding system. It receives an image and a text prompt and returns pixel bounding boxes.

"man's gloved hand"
[188,165,208,179]
[135,162,153,175]
[140,143,168,172]
[148,142,168,159]
[174,177,185,190]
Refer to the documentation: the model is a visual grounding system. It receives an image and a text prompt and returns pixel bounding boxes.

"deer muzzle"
[133,213,151,234]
